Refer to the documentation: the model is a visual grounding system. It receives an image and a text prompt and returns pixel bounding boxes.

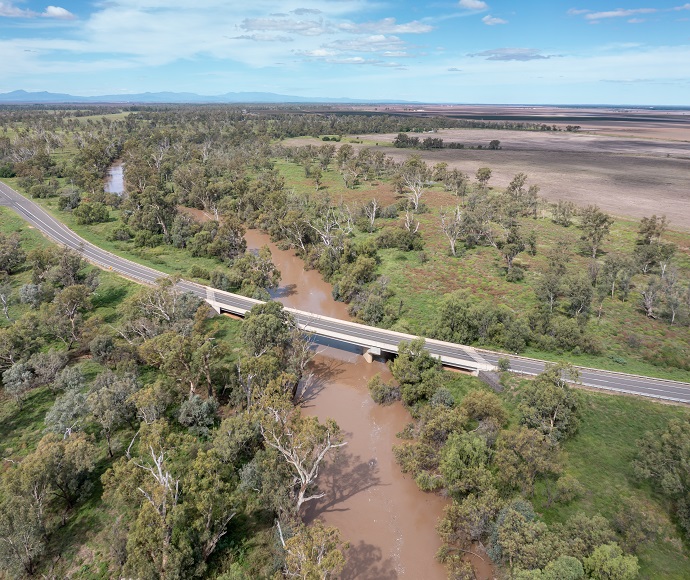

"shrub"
[133,231,163,248]
[376,227,423,252]
[430,387,455,408]
[189,265,210,280]
[108,227,131,242]
[73,202,109,225]
[178,395,219,437]
[506,265,525,282]
[0,164,15,178]
[368,374,401,405]
[90,335,114,364]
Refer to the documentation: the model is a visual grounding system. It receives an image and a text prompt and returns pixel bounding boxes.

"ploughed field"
[289,119,690,229]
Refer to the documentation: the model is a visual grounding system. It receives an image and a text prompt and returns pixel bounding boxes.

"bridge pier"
[363,347,381,364]
[205,288,221,315]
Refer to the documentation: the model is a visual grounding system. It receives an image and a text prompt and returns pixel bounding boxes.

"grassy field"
[444,372,690,579]
[534,387,690,578]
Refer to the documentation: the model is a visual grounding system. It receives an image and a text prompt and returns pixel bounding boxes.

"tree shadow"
[270,283,298,299]
[298,357,347,406]
[341,541,398,580]
[302,448,384,521]
[91,284,129,309]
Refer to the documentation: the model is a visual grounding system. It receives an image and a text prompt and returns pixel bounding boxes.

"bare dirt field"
[354,104,690,142]
[288,121,690,229]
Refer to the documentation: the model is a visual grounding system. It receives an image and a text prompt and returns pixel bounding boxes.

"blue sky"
[0,0,689,104]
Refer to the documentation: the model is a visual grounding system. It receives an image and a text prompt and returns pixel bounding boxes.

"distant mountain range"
[0,89,416,105]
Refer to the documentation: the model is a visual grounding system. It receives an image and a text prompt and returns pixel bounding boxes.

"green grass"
[0,387,55,459]
[522,385,690,578]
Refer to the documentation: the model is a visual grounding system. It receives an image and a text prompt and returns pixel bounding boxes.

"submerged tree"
[260,395,346,511]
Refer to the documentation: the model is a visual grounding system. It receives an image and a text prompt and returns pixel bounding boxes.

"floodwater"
[244,229,350,321]
[245,229,450,578]
[105,161,124,195]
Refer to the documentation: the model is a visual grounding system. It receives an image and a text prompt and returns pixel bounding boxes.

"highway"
[2,179,690,404]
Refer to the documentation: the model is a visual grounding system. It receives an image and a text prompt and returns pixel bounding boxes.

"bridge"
[203,289,494,371]
[3,179,690,402]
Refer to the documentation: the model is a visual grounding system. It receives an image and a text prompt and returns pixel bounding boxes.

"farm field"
[286,123,690,229]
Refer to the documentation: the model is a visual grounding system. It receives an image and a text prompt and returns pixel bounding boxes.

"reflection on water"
[105,161,124,194]
[245,229,448,579]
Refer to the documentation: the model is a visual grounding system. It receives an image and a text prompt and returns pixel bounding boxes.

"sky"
[0,0,689,104]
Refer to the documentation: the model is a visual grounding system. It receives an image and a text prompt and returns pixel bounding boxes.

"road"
[2,179,690,404]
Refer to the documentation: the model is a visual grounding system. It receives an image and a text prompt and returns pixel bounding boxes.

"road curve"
[2,179,690,404]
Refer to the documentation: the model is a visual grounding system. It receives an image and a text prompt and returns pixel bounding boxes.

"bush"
[379,204,399,219]
[178,395,219,437]
[90,335,114,364]
[376,227,423,252]
[430,387,455,408]
[189,265,210,280]
[368,374,401,405]
[108,227,132,242]
[73,202,110,225]
[58,190,81,211]
[19,283,46,308]
[133,231,163,248]
[555,474,585,504]
[29,183,53,198]
[506,265,525,282]
[28,350,68,386]
[0,164,15,178]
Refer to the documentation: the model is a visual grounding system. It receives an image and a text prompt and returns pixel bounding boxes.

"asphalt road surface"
[2,179,689,404]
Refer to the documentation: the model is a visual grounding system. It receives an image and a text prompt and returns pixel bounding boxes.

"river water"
[245,230,449,579]
[105,161,124,194]
[104,157,494,577]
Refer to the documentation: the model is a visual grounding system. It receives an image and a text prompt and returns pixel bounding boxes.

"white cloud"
[228,33,293,42]
[295,48,338,57]
[585,8,656,20]
[324,34,407,53]
[292,8,321,15]
[242,17,331,36]
[458,0,488,10]
[0,1,34,17]
[338,17,432,34]
[0,2,74,19]
[42,6,75,20]
[482,15,507,25]
[469,48,552,61]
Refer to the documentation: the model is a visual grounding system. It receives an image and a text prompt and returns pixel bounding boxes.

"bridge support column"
[205,288,221,315]
[363,347,381,364]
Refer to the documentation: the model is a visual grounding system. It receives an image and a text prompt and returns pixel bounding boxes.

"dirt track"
[289,126,690,229]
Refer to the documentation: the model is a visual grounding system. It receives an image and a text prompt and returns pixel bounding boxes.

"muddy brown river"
[245,230,495,579]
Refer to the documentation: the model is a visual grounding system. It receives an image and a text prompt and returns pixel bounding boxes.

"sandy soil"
[288,125,690,229]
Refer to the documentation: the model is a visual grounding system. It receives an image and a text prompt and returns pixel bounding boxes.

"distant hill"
[0,89,416,105]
